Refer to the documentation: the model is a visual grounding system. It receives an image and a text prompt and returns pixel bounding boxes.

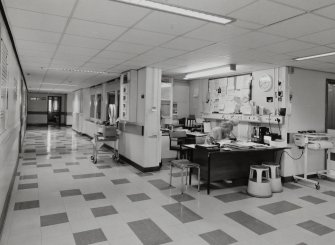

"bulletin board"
[208,74,252,114]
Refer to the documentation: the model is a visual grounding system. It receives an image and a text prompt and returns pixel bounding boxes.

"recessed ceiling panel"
[271,0,335,11]
[106,41,153,54]
[119,29,175,46]
[60,34,111,49]
[6,8,67,32]
[12,27,61,44]
[66,19,127,40]
[161,37,214,51]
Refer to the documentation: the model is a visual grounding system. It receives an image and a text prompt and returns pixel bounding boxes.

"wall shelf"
[202,113,283,124]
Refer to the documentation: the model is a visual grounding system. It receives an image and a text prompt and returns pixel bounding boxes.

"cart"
[91,126,119,164]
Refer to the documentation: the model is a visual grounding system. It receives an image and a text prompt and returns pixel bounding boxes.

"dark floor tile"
[111,178,130,185]
[297,220,334,236]
[296,243,308,245]
[75,157,87,160]
[49,156,62,159]
[40,212,69,227]
[83,192,106,201]
[24,149,36,153]
[128,218,172,245]
[136,172,153,177]
[283,183,302,189]
[20,174,38,180]
[23,158,36,161]
[91,205,117,217]
[66,162,80,166]
[148,179,174,190]
[163,203,202,223]
[327,213,335,220]
[259,201,301,215]
[14,200,39,210]
[199,229,237,245]
[18,183,38,190]
[215,192,251,203]
[22,162,37,166]
[96,165,112,169]
[60,189,82,197]
[127,193,151,202]
[225,211,276,235]
[73,228,107,245]
[322,190,335,197]
[72,173,105,179]
[300,195,327,204]
[37,164,52,168]
[171,193,195,202]
[53,168,70,173]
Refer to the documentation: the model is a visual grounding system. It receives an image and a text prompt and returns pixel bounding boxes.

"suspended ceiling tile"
[66,19,127,40]
[119,29,175,46]
[94,50,136,61]
[228,0,304,26]
[106,41,153,54]
[56,45,100,57]
[314,4,335,20]
[74,0,150,27]
[60,34,111,49]
[258,39,316,54]
[6,8,67,32]
[271,0,335,11]
[261,13,335,38]
[12,27,61,44]
[232,20,264,30]
[16,40,57,53]
[185,23,250,42]
[88,57,126,66]
[4,0,76,16]
[297,28,335,45]
[223,31,287,49]
[18,50,55,58]
[285,46,334,58]
[161,37,213,51]
[134,11,206,35]
[80,62,113,71]
[153,0,257,16]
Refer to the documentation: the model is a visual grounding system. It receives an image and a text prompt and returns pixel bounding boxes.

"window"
[96,94,102,119]
[90,95,95,118]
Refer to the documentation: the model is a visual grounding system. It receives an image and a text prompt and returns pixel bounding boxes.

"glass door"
[47,96,61,126]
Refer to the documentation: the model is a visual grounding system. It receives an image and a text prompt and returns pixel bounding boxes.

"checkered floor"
[1,126,335,245]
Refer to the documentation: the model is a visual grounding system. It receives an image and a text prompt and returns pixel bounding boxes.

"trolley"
[91,125,119,164]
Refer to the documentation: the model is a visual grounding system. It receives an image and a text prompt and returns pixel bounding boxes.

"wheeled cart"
[91,133,119,164]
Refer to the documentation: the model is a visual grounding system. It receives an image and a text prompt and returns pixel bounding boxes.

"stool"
[262,163,283,193]
[170,159,200,194]
[247,165,272,198]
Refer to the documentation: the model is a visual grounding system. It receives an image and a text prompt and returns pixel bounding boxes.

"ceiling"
[3,0,335,93]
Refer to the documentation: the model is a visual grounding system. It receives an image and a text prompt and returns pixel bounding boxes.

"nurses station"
[1,0,335,245]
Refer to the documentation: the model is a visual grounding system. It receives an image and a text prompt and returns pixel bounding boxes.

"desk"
[186,132,207,144]
[188,144,286,194]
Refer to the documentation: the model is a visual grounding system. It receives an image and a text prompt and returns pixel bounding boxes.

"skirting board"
[282,174,318,183]
[119,155,160,173]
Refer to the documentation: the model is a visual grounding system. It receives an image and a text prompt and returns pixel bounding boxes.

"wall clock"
[258,74,273,92]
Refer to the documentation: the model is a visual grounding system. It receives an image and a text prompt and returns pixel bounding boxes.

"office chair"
[169,130,188,159]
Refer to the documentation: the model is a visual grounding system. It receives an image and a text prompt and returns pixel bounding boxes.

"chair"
[169,131,188,159]
[262,162,283,193]
[169,159,200,194]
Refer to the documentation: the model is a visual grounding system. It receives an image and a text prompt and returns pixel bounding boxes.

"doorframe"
[325,79,335,131]
[47,96,62,126]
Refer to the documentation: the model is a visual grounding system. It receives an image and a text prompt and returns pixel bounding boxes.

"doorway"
[325,79,335,172]
[47,96,61,126]
[106,90,120,122]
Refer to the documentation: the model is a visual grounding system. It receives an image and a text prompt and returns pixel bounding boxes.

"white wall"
[0,10,26,224]
[66,92,73,126]
[173,80,189,118]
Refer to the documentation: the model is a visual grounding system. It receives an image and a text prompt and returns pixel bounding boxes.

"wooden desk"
[190,145,286,194]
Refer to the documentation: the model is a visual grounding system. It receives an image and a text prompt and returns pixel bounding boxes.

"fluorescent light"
[294,51,335,61]
[113,0,234,25]
[41,67,115,75]
[184,64,236,80]
[43,83,77,87]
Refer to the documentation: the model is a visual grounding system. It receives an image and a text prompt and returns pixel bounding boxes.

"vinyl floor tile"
[199,229,237,245]
[73,228,107,245]
[297,220,334,236]
[40,212,69,227]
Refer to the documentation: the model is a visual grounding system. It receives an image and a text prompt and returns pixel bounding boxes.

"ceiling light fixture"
[113,0,234,25]
[41,67,116,75]
[184,64,236,80]
[294,51,335,61]
[43,83,78,87]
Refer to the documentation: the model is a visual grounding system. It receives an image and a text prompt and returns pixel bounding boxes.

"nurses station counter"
[185,143,287,194]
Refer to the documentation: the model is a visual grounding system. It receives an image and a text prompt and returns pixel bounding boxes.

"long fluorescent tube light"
[41,67,115,75]
[184,64,236,80]
[113,0,234,25]
[294,51,335,61]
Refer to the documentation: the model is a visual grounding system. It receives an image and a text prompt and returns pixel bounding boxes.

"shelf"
[202,113,283,124]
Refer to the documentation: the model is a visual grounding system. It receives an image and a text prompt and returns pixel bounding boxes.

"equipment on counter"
[293,133,335,189]
[251,126,269,144]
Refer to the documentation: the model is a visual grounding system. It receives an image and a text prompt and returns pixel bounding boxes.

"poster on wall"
[0,39,8,134]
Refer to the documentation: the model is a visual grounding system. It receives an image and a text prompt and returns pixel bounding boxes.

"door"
[48,96,61,126]
[326,79,335,172]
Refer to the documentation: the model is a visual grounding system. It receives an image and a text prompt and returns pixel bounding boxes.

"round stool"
[247,165,272,198]
[262,163,283,193]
